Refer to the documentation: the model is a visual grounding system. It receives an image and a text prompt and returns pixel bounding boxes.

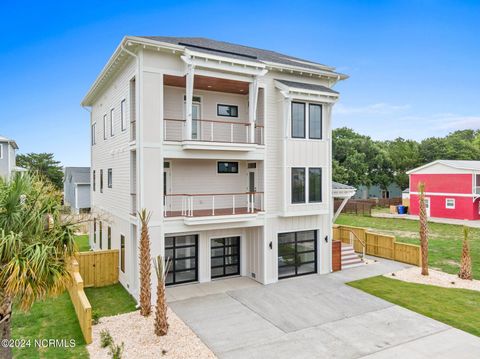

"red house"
[407,160,480,220]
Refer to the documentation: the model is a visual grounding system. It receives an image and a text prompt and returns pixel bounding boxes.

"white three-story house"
[82,36,352,299]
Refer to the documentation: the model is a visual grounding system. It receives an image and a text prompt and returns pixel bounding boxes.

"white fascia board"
[274,80,339,99]
[264,61,348,80]
[332,189,356,198]
[185,49,266,69]
[406,160,476,174]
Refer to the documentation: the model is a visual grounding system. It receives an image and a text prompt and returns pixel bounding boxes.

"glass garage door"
[278,230,317,279]
[165,235,198,286]
[211,236,240,279]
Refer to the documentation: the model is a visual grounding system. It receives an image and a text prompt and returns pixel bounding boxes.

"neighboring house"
[63,167,91,214]
[408,160,480,220]
[354,183,402,199]
[0,135,26,179]
[82,36,353,299]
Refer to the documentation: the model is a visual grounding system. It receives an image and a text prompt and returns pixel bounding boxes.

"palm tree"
[152,255,171,336]
[138,209,152,316]
[418,182,429,276]
[458,226,472,280]
[0,173,76,359]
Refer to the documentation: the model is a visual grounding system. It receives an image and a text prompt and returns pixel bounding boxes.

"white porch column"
[248,77,259,143]
[185,64,195,140]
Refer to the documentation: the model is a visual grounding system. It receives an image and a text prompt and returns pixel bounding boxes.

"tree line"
[333,128,480,190]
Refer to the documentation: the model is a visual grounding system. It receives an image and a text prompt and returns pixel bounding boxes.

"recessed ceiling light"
[207,85,212,88]
[240,89,244,92]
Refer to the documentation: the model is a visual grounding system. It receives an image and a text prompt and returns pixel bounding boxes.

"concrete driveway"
[167,259,480,358]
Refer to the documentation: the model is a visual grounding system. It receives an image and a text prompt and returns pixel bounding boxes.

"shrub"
[92,309,100,325]
[100,329,113,348]
[108,342,125,359]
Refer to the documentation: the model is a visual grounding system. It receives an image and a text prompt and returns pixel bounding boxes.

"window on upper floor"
[120,235,125,272]
[217,162,239,174]
[217,104,238,117]
[292,168,306,203]
[99,221,103,249]
[93,218,96,243]
[110,109,115,137]
[93,170,96,191]
[121,99,126,131]
[108,226,111,249]
[108,168,112,188]
[100,169,103,193]
[291,102,306,138]
[308,104,322,139]
[103,114,107,140]
[309,168,322,203]
[446,198,455,209]
[91,123,96,145]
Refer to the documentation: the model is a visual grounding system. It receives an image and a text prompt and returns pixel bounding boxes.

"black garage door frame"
[278,230,318,279]
[165,234,198,286]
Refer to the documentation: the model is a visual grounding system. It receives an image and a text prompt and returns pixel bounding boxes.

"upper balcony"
[162,74,265,153]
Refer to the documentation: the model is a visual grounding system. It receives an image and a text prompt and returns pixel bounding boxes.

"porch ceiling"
[164,74,249,94]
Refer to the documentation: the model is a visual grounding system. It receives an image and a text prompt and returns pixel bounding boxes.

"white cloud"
[334,102,411,116]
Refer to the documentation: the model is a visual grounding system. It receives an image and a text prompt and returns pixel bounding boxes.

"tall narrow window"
[108,226,112,249]
[100,169,103,193]
[93,170,96,191]
[121,99,126,131]
[99,221,103,249]
[103,114,107,140]
[91,123,96,145]
[291,168,306,203]
[120,235,125,272]
[108,168,112,188]
[110,108,115,136]
[93,219,96,244]
[309,168,322,202]
[309,104,322,139]
[291,102,306,138]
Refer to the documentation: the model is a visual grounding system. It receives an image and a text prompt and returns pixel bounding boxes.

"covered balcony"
[163,74,264,150]
[163,159,264,224]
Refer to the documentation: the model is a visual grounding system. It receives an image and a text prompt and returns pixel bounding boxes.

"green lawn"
[336,214,480,279]
[74,235,90,252]
[12,283,136,358]
[348,276,480,337]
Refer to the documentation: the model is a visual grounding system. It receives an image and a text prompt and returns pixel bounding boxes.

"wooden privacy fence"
[333,224,421,266]
[76,249,119,287]
[68,258,92,344]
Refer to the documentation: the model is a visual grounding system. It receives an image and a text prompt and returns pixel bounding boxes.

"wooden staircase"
[341,243,364,269]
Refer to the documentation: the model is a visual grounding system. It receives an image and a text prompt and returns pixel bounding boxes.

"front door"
[192,103,201,140]
[165,235,198,286]
[278,230,317,279]
[211,236,240,279]
[424,197,431,217]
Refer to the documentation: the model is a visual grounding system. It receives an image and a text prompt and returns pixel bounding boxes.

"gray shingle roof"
[138,36,339,73]
[64,167,90,184]
[275,79,339,94]
[332,182,355,190]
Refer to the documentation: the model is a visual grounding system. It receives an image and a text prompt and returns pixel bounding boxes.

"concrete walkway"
[167,259,480,358]
[372,212,480,227]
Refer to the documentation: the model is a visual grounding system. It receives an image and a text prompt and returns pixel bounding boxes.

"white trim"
[120,99,127,131]
[110,108,115,137]
[445,198,455,209]
[0,143,3,159]
[407,159,480,174]
[410,191,474,198]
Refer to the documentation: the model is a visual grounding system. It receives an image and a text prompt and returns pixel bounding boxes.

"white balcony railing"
[164,118,264,145]
[164,192,264,217]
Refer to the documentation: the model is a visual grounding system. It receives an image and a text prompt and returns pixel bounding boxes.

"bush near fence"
[333,224,421,266]
[68,258,92,344]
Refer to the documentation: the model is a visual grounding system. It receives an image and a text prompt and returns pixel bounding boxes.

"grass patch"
[12,292,88,359]
[85,283,137,318]
[74,235,90,252]
[336,214,480,279]
[348,276,480,337]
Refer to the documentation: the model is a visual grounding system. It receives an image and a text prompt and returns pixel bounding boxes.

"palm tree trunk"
[418,182,429,276]
[0,290,13,359]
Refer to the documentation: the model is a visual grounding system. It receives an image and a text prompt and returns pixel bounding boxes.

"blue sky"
[1,0,479,166]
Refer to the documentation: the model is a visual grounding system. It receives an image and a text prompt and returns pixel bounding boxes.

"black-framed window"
[93,170,96,191]
[278,230,317,279]
[93,219,96,244]
[91,123,96,145]
[121,99,126,131]
[108,226,112,249]
[103,114,107,140]
[165,235,198,286]
[309,168,322,202]
[292,168,306,203]
[309,104,322,139]
[99,221,103,249]
[110,108,115,137]
[107,168,112,188]
[217,104,238,117]
[217,162,239,174]
[120,235,125,272]
[291,102,306,138]
[100,169,103,193]
[211,237,240,278]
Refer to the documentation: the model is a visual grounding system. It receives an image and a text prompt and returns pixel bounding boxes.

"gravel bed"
[88,308,216,359]
[385,267,480,291]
